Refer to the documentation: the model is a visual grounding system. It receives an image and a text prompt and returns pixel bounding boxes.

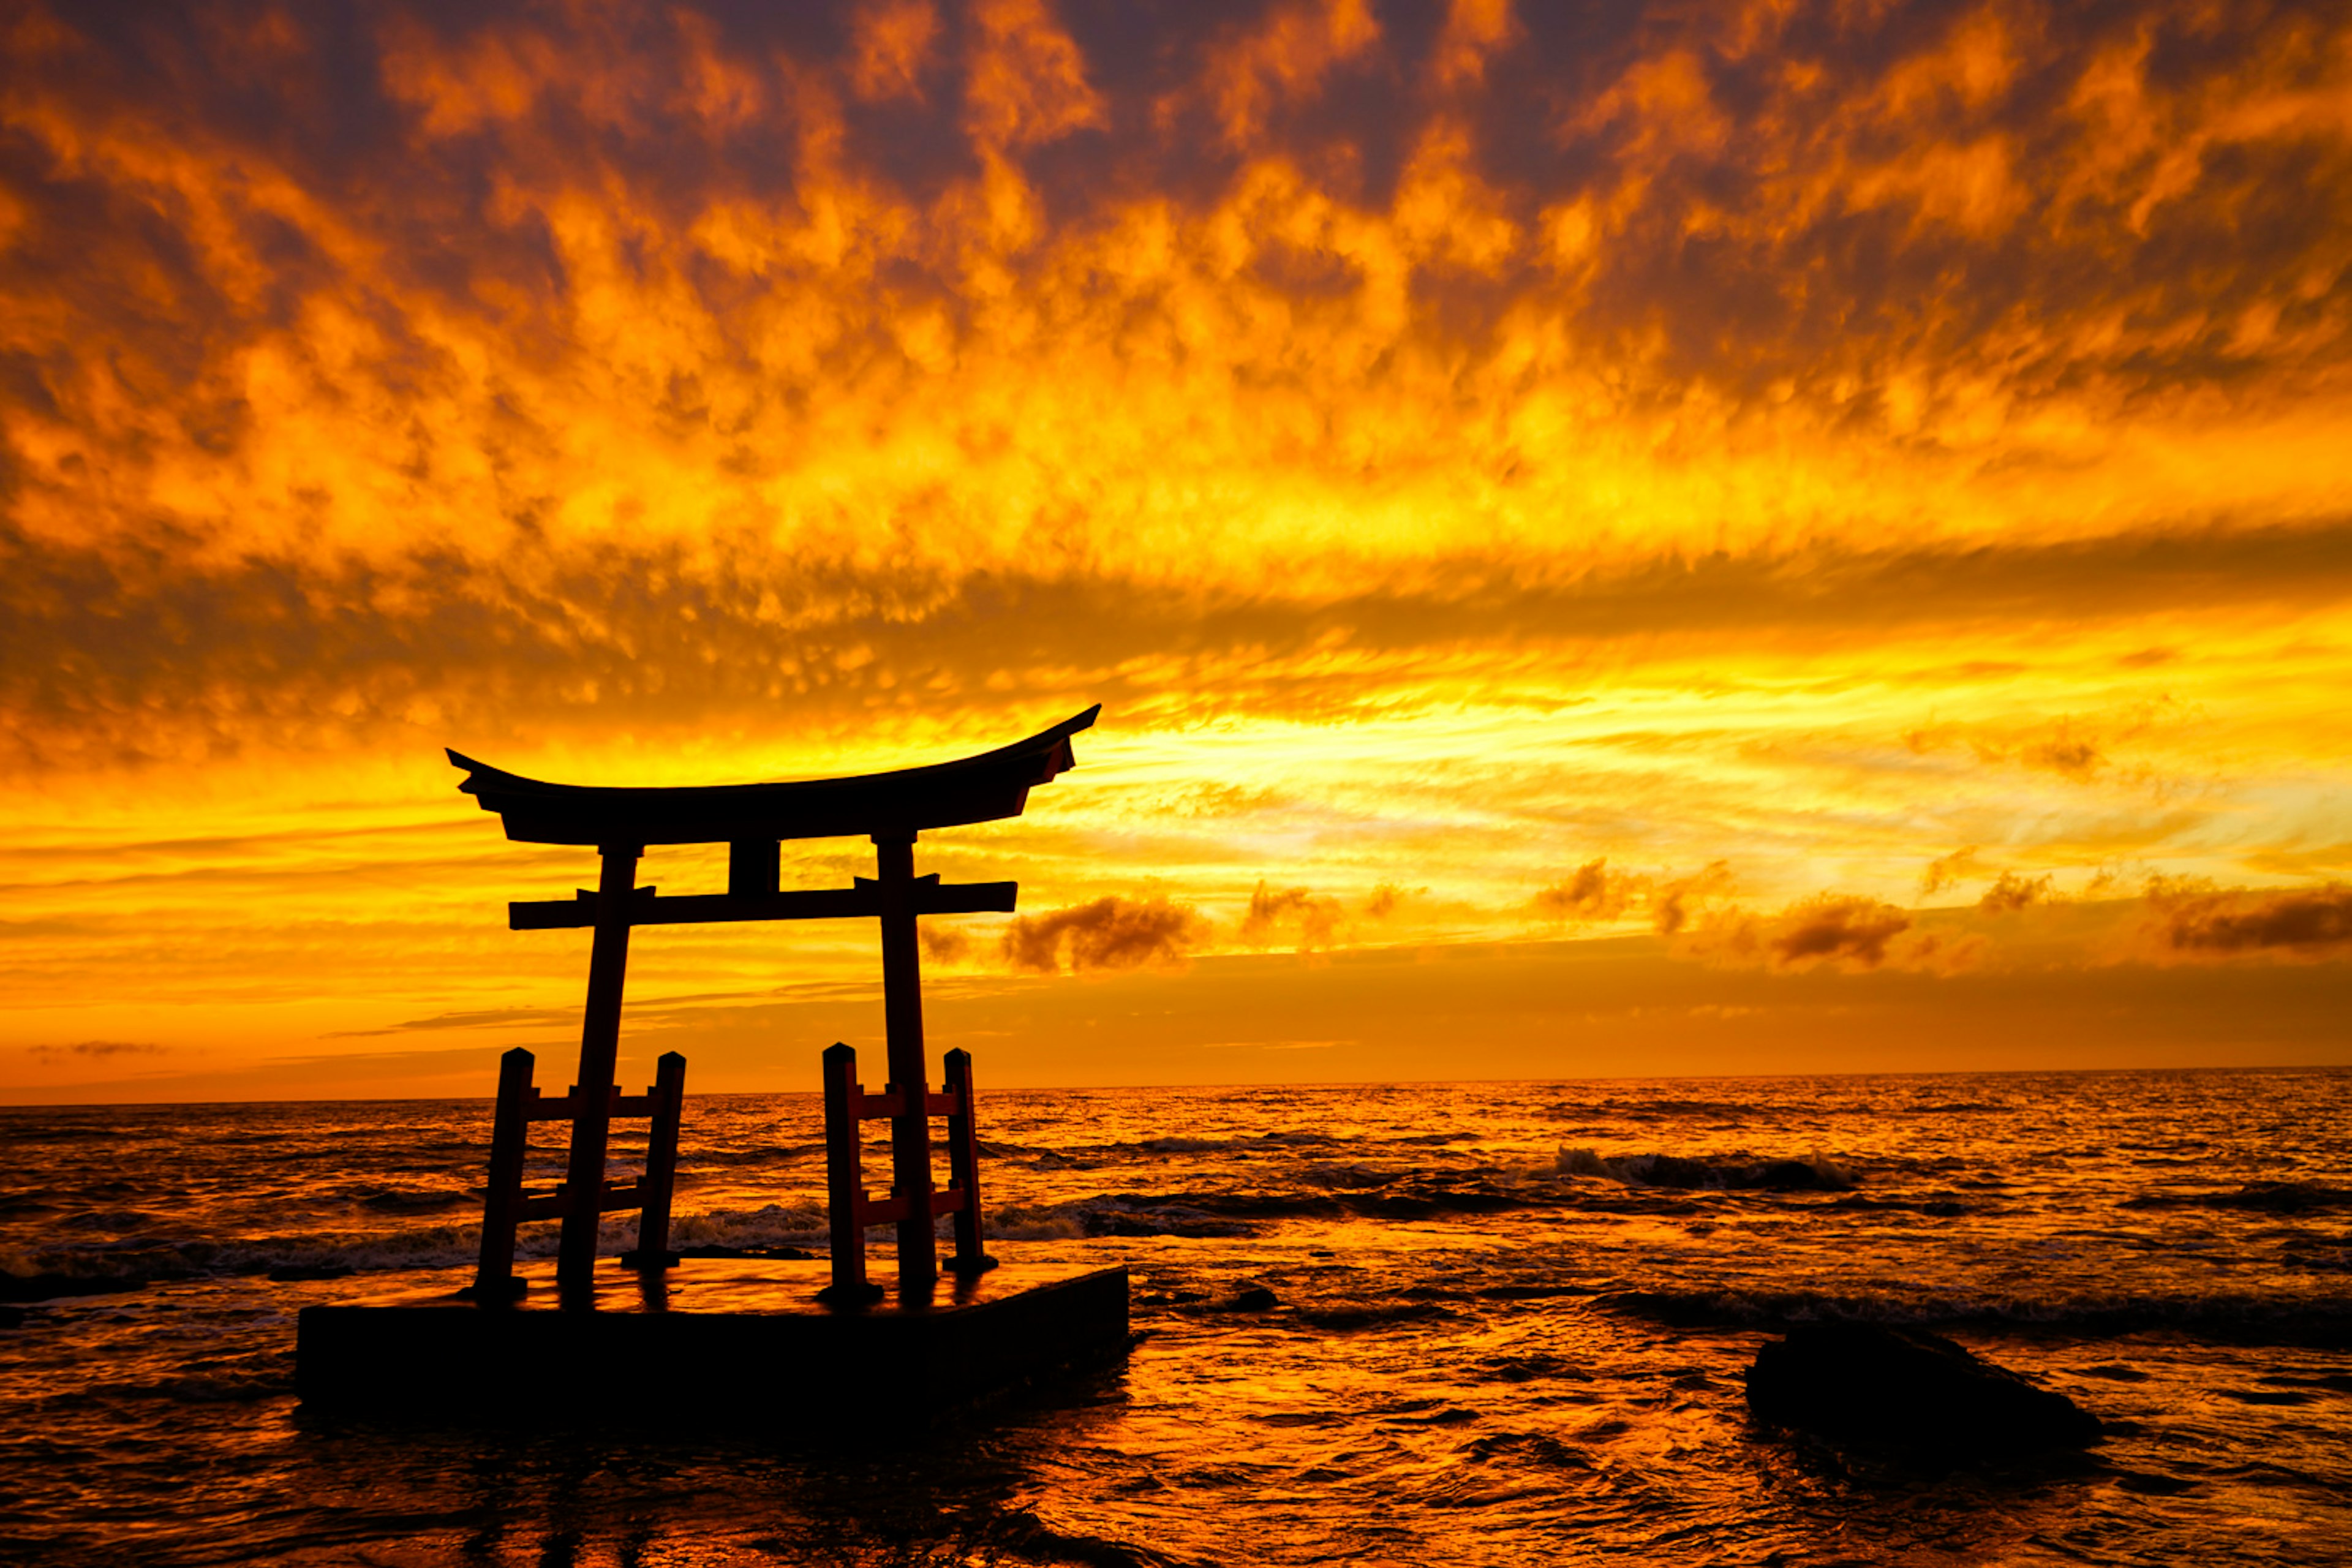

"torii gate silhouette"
[448,706,1099,1301]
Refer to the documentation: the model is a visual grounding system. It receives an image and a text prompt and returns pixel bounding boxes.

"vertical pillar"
[632,1050,687,1272]
[872,831,937,1293]
[819,1042,880,1303]
[558,842,641,1293]
[942,1047,995,1275]
[471,1046,535,1298]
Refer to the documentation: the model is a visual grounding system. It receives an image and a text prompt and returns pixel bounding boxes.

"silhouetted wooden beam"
[507,878,1019,931]
[449,706,1098,846]
[943,1047,994,1278]
[518,1180,650,1224]
[875,832,939,1294]
[556,843,639,1290]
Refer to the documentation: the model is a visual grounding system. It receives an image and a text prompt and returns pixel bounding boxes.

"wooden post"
[942,1047,995,1275]
[470,1046,535,1299]
[819,1042,881,1303]
[631,1050,687,1271]
[558,842,641,1292]
[872,832,937,1294]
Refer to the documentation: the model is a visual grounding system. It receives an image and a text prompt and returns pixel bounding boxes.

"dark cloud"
[919,922,975,963]
[2141,878,2352,959]
[10,516,2344,775]
[1978,870,2055,914]
[326,1005,575,1037]
[1531,857,1637,921]
[1678,892,1985,973]
[1001,893,1207,972]
[1770,897,1915,968]
[1650,861,1735,937]
[26,1040,167,1060]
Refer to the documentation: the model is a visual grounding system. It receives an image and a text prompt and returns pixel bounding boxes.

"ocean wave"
[667,1203,829,1250]
[987,1196,1262,1240]
[1554,1147,1858,1191]
[16,1153,1892,1295]
[350,1186,475,1213]
[1575,1098,1765,1122]
[0,1202,833,1295]
[685,1142,828,1168]
[2122,1182,2352,1215]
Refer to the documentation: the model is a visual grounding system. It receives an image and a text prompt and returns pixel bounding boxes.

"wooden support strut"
[943,1047,995,1276]
[626,1050,687,1270]
[469,1046,537,1299]
[819,1042,880,1305]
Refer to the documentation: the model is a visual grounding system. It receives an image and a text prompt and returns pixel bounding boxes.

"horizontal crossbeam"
[508,878,1018,932]
[851,1089,962,1121]
[514,1180,647,1223]
[850,1186,967,1229]
[519,1086,664,1122]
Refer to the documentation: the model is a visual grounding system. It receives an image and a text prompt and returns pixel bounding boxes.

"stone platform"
[296,1257,1129,1421]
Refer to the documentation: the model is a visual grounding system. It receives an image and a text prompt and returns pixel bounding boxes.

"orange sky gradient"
[4,0,2349,1102]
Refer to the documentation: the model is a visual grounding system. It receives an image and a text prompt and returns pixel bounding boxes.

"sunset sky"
[4,0,2349,1102]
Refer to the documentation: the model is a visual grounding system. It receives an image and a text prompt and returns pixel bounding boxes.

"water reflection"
[4,1071,2349,1564]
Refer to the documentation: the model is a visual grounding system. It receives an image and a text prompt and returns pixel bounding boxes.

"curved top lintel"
[448,705,1099,847]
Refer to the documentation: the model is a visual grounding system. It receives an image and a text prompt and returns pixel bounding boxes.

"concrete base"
[296,1257,1130,1422]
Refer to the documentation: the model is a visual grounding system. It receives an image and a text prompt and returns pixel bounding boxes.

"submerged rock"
[1746,1322,2101,1458]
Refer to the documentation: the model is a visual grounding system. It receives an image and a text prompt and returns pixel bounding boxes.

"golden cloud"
[1001,894,1209,973]
[1678,892,1987,974]
[1978,869,2056,914]
[1239,881,1343,952]
[2137,877,2352,962]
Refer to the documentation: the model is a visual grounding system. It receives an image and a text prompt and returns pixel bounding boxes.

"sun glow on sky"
[4,0,2350,1101]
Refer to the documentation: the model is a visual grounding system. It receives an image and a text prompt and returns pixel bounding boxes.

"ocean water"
[3,1068,2350,1566]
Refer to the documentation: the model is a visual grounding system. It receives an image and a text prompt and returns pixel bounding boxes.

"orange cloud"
[1651,862,1737,937]
[1002,895,1208,973]
[850,0,938,104]
[965,0,1103,149]
[1239,881,1341,952]
[2138,878,2352,962]
[26,1040,167,1060]
[1189,0,1381,148]
[1920,846,1983,897]
[1978,870,2056,914]
[919,923,974,963]
[1531,858,1640,922]
[1679,894,1985,974]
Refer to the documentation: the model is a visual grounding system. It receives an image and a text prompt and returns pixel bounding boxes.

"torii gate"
[448,706,1099,1301]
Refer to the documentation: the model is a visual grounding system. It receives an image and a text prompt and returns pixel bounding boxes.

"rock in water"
[1746,1322,2101,1458]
